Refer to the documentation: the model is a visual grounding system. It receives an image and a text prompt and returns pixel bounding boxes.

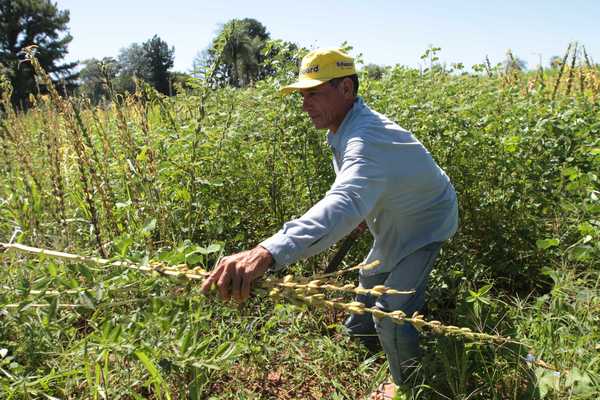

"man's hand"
[200,246,273,302]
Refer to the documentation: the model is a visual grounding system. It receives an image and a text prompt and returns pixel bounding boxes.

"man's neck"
[330,98,357,134]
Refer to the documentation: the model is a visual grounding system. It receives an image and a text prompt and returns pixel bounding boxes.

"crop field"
[0,45,599,399]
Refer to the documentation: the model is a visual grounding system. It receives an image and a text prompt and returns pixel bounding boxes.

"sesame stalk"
[0,240,562,374]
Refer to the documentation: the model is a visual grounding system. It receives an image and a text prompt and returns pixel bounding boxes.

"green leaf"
[115,236,133,257]
[569,245,593,261]
[191,361,221,370]
[213,342,238,363]
[108,324,122,343]
[535,368,560,398]
[46,262,58,278]
[116,200,132,209]
[185,253,203,265]
[78,264,94,282]
[564,367,594,395]
[78,292,96,310]
[478,284,493,296]
[536,238,560,250]
[135,351,162,383]
[142,218,157,234]
[46,296,58,324]
[197,243,222,254]
[179,329,194,355]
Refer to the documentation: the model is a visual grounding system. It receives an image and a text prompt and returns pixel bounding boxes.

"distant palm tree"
[209,19,269,87]
[503,50,527,73]
[222,22,260,86]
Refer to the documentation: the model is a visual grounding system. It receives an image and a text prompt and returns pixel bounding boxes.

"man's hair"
[328,74,359,96]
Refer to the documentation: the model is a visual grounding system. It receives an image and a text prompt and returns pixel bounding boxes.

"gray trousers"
[344,242,443,385]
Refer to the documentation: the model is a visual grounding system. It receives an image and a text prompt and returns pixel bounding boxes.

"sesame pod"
[389,310,406,320]
[347,301,365,308]
[348,306,365,315]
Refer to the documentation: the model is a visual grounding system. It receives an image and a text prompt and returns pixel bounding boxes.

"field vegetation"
[0,42,599,399]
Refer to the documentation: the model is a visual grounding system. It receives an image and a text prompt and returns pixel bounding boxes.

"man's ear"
[342,77,354,99]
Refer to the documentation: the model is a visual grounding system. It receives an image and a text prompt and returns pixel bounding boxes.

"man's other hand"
[200,246,273,302]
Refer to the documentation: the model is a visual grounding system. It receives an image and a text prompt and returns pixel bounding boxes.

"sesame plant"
[0,42,598,399]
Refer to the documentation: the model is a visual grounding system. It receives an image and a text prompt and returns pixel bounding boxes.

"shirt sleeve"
[259,136,386,270]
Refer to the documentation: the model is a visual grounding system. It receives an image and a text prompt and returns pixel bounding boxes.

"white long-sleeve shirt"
[260,97,458,276]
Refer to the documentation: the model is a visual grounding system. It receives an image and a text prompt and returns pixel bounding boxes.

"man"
[201,48,458,399]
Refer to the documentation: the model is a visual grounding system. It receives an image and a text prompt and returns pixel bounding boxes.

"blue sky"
[56,0,599,72]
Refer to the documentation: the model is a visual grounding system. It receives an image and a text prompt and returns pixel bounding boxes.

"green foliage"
[200,18,299,88]
[116,36,175,95]
[141,35,175,95]
[77,57,120,104]
[0,0,78,108]
[362,63,387,80]
[77,35,176,101]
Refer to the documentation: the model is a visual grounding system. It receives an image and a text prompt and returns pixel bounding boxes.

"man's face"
[300,81,349,132]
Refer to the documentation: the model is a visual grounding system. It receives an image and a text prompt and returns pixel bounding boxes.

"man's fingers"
[201,267,221,294]
[231,265,243,301]
[240,273,252,302]
[216,264,233,300]
[201,248,271,303]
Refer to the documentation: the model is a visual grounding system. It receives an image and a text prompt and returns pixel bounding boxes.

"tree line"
[0,0,298,108]
[1,1,591,109]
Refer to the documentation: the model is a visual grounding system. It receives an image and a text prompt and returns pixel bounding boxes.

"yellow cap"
[280,48,356,94]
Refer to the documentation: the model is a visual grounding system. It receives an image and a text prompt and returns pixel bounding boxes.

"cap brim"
[279,78,329,95]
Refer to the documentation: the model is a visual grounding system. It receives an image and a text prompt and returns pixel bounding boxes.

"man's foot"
[369,382,411,400]
[369,382,394,399]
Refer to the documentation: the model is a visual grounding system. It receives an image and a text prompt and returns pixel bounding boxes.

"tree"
[141,35,174,95]
[362,63,386,80]
[503,50,527,73]
[115,43,147,93]
[78,57,119,104]
[0,0,78,108]
[116,35,174,95]
[259,39,301,81]
[549,55,562,69]
[205,18,270,87]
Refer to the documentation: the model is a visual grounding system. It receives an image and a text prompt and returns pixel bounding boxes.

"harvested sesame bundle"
[1,242,517,346]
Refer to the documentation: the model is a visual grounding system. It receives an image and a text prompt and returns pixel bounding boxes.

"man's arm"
[260,138,384,269]
[203,137,384,302]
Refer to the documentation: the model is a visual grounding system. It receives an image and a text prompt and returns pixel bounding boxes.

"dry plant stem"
[43,110,68,239]
[579,65,585,96]
[308,260,381,281]
[484,55,493,77]
[287,291,561,372]
[0,243,395,298]
[265,276,414,298]
[23,47,107,257]
[552,43,572,101]
[536,64,545,91]
[1,241,501,345]
[566,43,578,97]
[72,100,118,233]
[187,34,228,237]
